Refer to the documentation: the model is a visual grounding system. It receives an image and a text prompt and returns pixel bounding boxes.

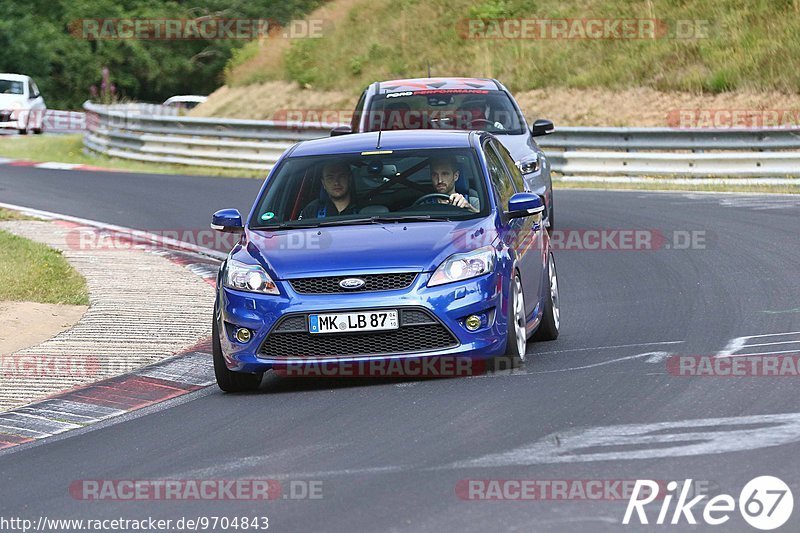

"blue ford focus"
[211,129,560,392]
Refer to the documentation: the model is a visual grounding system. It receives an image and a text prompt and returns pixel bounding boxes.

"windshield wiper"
[316,215,451,227]
[256,215,453,230]
[316,217,387,227]
[256,221,322,230]
[370,215,452,223]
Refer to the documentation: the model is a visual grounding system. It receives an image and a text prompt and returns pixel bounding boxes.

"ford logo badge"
[339,278,365,290]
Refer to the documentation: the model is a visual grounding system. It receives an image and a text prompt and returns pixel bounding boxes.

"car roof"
[0,73,30,82]
[164,95,207,103]
[290,130,480,157]
[373,77,501,93]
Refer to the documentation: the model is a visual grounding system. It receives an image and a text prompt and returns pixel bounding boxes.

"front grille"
[260,308,458,358]
[288,273,417,294]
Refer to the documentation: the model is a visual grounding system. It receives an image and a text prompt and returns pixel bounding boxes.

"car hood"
[494,132,536,161]
[0,94,27,108]
[241,218,498,279]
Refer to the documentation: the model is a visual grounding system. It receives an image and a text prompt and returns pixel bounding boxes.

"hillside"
[195,0,800,126]
[222,0,800,94]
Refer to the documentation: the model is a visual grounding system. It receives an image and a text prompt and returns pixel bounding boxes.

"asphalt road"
[2,167,800,531]
[0,166,261,244]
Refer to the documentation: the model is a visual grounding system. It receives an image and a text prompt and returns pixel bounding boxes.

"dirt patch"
[514,87,800,127]
[190,81,354,122]
[0,301,87,355]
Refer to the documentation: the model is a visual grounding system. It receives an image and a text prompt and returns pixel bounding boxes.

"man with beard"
[427,156,479,213]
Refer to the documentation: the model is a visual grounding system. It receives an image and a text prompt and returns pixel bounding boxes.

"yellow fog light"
[235,328,252,343]
[465,315,482,331]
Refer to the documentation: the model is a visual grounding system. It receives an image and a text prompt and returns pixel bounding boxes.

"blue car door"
[484,140,545,321]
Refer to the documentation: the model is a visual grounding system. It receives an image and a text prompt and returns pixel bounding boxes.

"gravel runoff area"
[0,219,215,412]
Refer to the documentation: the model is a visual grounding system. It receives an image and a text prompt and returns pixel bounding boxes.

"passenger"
[300,161,359,219]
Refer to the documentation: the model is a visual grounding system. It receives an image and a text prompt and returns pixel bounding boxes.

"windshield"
[0,80,24,95]
[364,89,525,135]
[250,148,490,229]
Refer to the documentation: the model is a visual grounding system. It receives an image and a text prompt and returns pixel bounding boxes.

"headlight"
[429,246,496,287]
[224,259,279,295]
[518,154,540,174]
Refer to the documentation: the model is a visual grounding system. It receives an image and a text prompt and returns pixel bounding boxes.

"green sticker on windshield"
[261,212,275,220]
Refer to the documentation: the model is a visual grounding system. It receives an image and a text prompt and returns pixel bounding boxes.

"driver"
[426,156,479,212]
[299,161,359,219]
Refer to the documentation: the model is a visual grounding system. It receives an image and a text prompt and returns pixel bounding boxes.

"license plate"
[309,310,399,334]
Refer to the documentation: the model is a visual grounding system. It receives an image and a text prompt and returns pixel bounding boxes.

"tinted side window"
[484,142,515,205]
[351,91,366,131]
[494,141,526,192]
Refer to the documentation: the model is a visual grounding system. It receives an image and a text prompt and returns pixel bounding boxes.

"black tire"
[32,128,43,134]
[212,309,263,392]
[532,251,560,341]
[17,128,27,135]
[501,272,527,368]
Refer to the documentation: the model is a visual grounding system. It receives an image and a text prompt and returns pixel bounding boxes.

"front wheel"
[532,251,560,341]
[503,273,528,367]
[212,308,263,392]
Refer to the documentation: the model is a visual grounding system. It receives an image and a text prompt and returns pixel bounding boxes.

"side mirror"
[506,193,544,219]
[211,208,244,233]
[530,119,554,137]
[330,126,352,137]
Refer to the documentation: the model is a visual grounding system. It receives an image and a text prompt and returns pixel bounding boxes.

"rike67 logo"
[624,476,793,530]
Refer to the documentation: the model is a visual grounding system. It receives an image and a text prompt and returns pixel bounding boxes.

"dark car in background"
[336,77,556,229]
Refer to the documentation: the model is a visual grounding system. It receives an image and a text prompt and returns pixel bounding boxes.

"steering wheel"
[412,193,452,206]
[467,118,495,129]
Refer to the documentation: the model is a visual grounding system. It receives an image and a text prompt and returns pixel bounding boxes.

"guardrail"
[83,102,800,177]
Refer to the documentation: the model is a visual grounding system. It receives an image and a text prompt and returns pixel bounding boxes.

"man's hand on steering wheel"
[448,193,471,209]
[412,193,477,212]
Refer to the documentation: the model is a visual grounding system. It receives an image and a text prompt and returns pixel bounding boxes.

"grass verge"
[0,221,89,305]
[0,209,37,222]
[0,134,263,179]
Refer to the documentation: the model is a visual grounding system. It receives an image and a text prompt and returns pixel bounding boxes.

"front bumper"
[216,270,509,373]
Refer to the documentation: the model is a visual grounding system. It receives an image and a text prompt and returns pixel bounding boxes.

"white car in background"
[0,73,46,134]
[163,95,207,111]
